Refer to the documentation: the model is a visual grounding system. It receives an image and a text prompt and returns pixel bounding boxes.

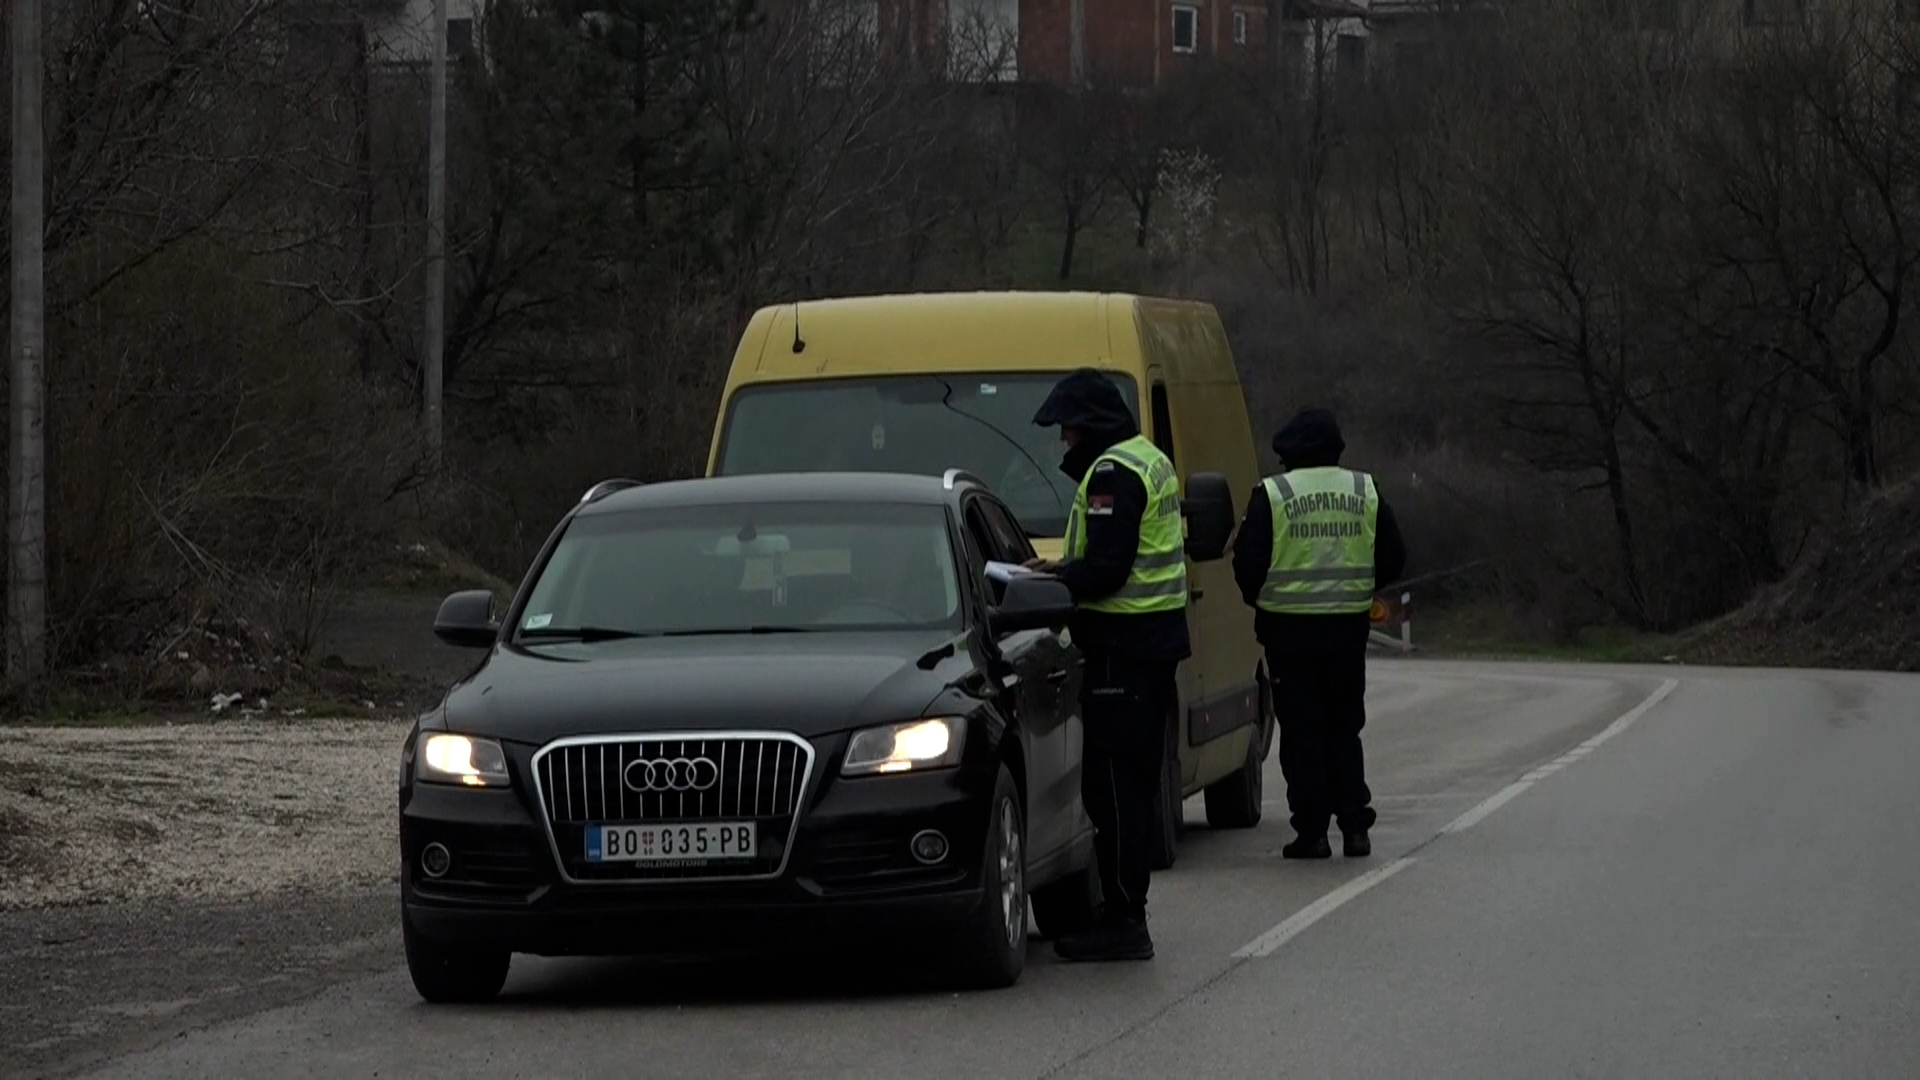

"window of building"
[1279,27,1307,93]
[1171,4,1199,53]
[448,17,473,60]
[1232,8,1248,45]
[1336,33,1368,94]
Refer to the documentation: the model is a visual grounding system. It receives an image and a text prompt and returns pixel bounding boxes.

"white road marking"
[1443,779,1536,831]
[1232,677,1682,959]
[1232,858,1417,958]
[1444,677,1679,835]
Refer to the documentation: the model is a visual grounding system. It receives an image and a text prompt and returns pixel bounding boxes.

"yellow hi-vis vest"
[1257,466,1379,614]
[1063,435,1189,615]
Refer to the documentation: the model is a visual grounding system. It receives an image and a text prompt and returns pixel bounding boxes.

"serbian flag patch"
[1086,494,1116,516]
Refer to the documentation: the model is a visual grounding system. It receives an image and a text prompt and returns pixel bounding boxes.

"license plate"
[585,822,757,863]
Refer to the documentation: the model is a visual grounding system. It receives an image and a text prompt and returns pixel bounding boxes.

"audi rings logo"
[624,756,720,793]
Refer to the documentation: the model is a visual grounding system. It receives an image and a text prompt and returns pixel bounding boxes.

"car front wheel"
[404,912,511,1004]
[952,764,1027,989]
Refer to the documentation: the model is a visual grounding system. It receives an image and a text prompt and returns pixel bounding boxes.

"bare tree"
[1682,7,1920,494]
[1020,86,1111,282]
[9,0,48,688]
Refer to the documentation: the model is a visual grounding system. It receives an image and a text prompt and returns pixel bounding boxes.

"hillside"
[1683,479,1920,673]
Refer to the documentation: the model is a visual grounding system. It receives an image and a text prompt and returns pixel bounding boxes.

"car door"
[971,494,1083,863]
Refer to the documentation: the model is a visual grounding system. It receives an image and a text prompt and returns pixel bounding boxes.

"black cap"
[1032,368,1138,435]
[1272,408,1345,468]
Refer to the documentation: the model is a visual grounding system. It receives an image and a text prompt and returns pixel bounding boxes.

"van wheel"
[1029,845,1100,940]
[951,765,1027,990]
[1204,675,1272,829]
[1149,711,1181,871]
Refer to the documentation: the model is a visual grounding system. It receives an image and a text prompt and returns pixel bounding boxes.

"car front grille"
[532,733,814,883]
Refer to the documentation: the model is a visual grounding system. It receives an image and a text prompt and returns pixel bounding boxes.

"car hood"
[440,631,973,746]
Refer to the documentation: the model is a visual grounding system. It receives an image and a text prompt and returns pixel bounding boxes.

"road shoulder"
[1,888,398,1080]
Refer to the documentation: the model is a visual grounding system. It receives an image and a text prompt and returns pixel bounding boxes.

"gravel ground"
[0,593,462,1078]
[0,719,411,912]
[0,719,414,1078]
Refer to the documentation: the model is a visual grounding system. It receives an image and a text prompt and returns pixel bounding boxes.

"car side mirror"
[1181,471,1236,562]
[434,589,500,649]
[988,574,1075,637]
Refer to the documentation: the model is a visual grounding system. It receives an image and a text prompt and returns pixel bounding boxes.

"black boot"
[1282,834,1332,859]
[1054,913,1154,962]
[1343,830,1371,858]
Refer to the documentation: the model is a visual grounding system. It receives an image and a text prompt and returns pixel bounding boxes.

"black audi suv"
[398,470,1230,1001]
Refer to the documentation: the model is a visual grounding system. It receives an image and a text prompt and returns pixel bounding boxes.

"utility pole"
[422,0,449,467]
[9,0,49,688]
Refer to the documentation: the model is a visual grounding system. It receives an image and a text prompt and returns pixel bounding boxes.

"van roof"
[576,471,970,517]
[736,291,1177,380]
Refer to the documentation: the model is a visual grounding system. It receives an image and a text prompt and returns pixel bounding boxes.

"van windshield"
[714,373,1141,538]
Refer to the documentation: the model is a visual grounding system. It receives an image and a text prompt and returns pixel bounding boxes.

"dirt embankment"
[1684,479,1920,673]
[0,719,408,911]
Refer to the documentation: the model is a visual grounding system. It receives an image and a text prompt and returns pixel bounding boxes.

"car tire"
[403,912,511,1004]
[1148,711,1181,872]
[1029,845,1100,941]
[953,764,1028,990]
[1204,676,1272,830]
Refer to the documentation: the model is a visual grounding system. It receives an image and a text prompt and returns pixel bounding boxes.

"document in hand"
[984,560,1037,585]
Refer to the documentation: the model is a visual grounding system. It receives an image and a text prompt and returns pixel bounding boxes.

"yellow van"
[704,291,1272,869]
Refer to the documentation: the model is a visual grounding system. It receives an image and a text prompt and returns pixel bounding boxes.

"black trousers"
[1268,645,1376,839]
[1080,652,1178,923]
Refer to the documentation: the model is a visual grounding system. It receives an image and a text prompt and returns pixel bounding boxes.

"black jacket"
[1034,371,1193,664]
[1232,409,1408,654]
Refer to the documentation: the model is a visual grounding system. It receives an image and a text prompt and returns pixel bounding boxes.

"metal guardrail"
[1369,591,1415,653]
[1365,560,1495,654]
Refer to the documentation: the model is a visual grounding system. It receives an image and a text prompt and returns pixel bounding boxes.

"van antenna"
[791,303,807,354]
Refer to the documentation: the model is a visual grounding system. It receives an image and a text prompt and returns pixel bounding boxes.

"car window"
[515,501,964,638]
[952,510,993,609]
[977,498,1034,563]
[713,372,1141,539]
[964,500,1018,564]
[963,501,1017,604]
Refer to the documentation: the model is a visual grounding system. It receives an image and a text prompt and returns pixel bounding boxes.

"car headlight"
[416,733,511,787]
[842,717,968,777]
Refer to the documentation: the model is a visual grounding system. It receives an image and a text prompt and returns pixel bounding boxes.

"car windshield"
[513,501,964,641]
[712,372,1141,538]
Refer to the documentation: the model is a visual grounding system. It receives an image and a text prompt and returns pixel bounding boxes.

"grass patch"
[1413,601,1680,664]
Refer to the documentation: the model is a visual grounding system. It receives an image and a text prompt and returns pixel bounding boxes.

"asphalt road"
[15,660,1920,1079]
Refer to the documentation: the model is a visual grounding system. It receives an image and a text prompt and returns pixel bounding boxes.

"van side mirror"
[988,574,1076,636]
[434,590,500,649]
[1181,471,1236,562]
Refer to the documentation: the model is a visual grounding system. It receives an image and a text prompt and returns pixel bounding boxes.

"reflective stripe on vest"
[1258,467,1378,614]
[1063,435,1189,614]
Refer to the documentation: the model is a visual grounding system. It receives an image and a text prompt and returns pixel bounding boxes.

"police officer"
[1027,368,1190,962]
[1233,408,1406,859]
